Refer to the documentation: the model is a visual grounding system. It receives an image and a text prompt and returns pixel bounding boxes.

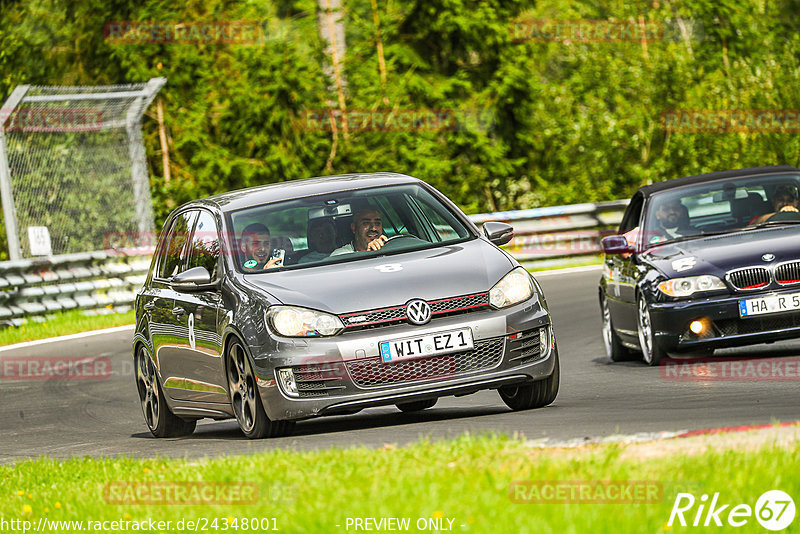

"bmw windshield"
[641,174,800,249]
[226,183,474,273]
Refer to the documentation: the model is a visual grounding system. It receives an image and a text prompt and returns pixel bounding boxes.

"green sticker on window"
[244,259,258,268]
[649,236,663,244]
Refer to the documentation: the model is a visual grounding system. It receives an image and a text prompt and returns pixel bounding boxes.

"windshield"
[225,183,473,273]
[640,174,800,248]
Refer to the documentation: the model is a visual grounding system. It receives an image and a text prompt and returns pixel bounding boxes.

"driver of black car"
[331,208,388,255]
[650,198,692,241]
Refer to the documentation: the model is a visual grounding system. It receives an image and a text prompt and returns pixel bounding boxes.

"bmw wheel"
[135,345,196,438]
[637,295,666,366]
[226,339,294,439]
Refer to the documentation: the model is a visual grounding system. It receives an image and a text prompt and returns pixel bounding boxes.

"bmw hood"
[642,226,800,278]
[242,238,515,314]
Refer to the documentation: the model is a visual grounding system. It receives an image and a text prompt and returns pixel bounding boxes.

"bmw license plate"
[379,328,473,363]
[739,292,800,317]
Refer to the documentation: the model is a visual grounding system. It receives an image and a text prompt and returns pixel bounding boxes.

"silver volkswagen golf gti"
[133,173,559,438]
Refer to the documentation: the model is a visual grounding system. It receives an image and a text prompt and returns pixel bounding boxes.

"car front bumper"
[249,299,556,421]
[649,288,800,353]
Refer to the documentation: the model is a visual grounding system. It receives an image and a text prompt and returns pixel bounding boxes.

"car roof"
[636,165,800,197]
[191,172,422,212]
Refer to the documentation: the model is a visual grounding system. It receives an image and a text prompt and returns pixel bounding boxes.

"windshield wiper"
[747,220,800,229]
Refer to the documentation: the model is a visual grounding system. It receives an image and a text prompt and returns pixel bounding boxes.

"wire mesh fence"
[0,79,164,259]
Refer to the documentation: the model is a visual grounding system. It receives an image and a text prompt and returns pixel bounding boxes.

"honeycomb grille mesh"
[346,337,505,387]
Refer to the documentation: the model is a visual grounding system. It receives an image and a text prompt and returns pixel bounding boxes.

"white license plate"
[379,328,473,363]
[739,292,800,317]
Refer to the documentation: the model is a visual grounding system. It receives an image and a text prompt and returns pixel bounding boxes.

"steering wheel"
[384,233,418,242]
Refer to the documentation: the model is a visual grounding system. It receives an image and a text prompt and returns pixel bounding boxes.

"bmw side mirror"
[483,221,514,246]
[171,266,215,290]
[601,235,633,255]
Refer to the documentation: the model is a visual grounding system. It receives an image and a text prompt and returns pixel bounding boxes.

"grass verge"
[0,309,135,346]
[2,433,797,533]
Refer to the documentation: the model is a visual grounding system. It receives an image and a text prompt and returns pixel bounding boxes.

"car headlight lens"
[658,275,726,297]
[266,306,344,337]
[489,267,534,309]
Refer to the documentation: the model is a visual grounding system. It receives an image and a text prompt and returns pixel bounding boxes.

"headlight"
[265,306,344,337]
[489,267,534,309]
[658,275,726,297]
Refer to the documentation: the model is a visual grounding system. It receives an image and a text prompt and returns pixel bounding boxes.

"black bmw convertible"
[600,165,800,365]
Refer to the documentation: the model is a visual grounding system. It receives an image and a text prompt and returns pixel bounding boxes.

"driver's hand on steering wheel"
[366,234,388,251]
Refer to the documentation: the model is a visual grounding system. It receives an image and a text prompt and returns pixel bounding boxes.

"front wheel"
[637,296,667,366]
[226,340,294,439]
[499,351,560,410]
[135,345,196,438]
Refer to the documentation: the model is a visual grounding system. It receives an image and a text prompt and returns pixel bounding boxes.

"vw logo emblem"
[406,299,432,325]
[762,253,776,262]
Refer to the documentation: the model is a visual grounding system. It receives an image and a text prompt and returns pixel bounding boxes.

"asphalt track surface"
[2,266,799,462]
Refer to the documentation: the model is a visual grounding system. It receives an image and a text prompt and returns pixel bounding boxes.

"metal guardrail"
[468,199,629,269]
[0,252,152,326]
[0,200,629,326]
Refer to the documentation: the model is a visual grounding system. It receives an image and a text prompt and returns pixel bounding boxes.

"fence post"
[0,85,31,261]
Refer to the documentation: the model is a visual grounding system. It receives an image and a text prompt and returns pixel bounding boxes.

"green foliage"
[1,0,799,258]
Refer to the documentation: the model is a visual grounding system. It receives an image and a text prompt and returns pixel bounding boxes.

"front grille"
[346,337,505,387]
[715,314,800,336]
[341,292,490,331]
[727,267,771,290]
[508,328,544,365]
[776,261,800,285]
[291,362,347,398]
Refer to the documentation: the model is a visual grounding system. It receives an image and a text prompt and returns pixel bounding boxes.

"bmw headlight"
[489,267,534,309]
[265,306,344,337]
[658,275,726,297]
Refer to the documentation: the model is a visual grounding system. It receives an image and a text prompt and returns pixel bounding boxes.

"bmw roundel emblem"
[406,299,432,325]
[762,253,776,262]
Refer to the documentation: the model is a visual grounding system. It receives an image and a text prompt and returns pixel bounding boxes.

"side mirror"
[601,235,633,255]
[171,266,214,290]
[483,221,514,246]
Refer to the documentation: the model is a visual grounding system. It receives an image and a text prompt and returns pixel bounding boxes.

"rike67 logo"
[668,490,795,531]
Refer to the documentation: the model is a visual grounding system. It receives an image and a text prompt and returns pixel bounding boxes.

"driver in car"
[331,208,388,255]
[240,223,282,271]
[648,198,689,242]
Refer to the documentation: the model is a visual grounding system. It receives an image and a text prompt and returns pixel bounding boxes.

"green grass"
[2,434,797,533]
[0,309,135,346]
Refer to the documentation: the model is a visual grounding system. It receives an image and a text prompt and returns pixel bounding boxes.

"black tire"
[135,345,196,438]
[396,398,437,412]
[637,295,667,366]
[600,294,634,362]
[499,350,560,410]
[226,339,295,439]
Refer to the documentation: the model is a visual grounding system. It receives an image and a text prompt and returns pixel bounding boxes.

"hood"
[242,238,514,314]
[642,226,800,278]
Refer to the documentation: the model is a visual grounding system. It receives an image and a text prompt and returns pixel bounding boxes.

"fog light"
[539,327,550,356]
[277,368,298,397]
[689,319,710,336]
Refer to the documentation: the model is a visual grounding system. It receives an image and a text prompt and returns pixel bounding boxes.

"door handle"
[172,306,185,316]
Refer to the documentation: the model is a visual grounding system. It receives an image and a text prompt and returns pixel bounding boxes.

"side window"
[619,195,643,233]
[414,197,460,241]
[185,211,220,279]
[157,211,198,279]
